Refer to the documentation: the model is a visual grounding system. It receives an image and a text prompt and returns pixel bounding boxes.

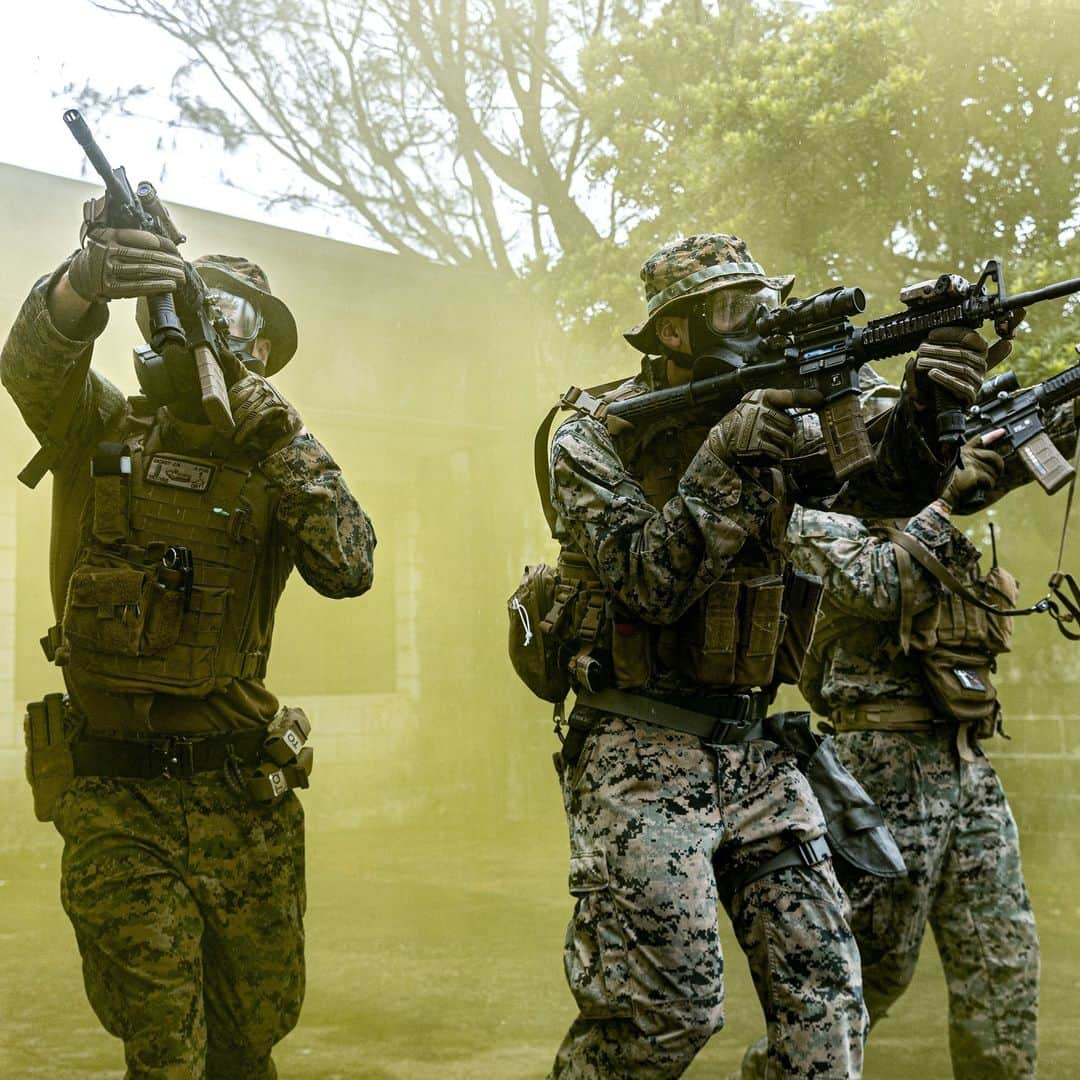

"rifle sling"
[882,526,1047,618]
[17,349,93,489]
[534,378,629,539]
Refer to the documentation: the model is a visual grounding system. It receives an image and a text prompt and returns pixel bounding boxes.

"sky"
[0,0,373,245]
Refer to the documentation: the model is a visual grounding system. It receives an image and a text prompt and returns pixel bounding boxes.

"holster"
[765,711,906,882]
[24,694,79,822]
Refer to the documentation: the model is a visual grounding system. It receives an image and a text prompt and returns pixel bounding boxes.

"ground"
[2,806,1079,1078]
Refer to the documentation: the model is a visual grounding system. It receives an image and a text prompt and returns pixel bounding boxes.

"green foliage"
[94,0,1080,379]
[559,0,1080,379]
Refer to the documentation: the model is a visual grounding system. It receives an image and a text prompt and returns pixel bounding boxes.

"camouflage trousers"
[549,713,867,1079]
[52,772,307,1080]
[738,727,1039,1079]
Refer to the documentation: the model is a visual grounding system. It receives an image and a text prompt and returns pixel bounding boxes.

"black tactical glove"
[228,373,304,458]
[707,388,823,463]
[940,436,1005,509]
[905,326,1002,409]
[67,227,186,304]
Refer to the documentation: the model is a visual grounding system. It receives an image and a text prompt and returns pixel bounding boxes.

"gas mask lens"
[207,288,264,343]
[705,284,781,334]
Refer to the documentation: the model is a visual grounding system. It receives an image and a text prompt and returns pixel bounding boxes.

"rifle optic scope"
[974,370,1020,406]
[757,286,865,337]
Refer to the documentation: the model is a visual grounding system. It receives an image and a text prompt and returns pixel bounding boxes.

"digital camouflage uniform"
[738,379,1077,1079]
[2,262,375,1080]
[545,238,951,1079]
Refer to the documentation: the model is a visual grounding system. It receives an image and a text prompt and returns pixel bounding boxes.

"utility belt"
[828,696,989,764]
[572,687,769,746]
[564,691,906,890]
[23,695,314,821]
[828,699,937,733]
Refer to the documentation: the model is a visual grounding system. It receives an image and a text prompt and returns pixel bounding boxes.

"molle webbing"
[58,428,277,696]
[829,700,937,732]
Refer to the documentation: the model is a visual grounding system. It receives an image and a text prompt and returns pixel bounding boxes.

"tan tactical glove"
[905,326,1004,409]
[229,373,304,457]
[707,388,823,463]
[940,435,1005,508]
[67,227,186,304]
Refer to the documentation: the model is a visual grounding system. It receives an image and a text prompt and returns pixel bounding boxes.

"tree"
[567,0,1080,377]
[89,0,1079,377]
[91,0,656,273]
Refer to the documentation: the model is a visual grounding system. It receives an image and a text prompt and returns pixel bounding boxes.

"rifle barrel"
[63,109,118,193]
[1003,276,1080,310]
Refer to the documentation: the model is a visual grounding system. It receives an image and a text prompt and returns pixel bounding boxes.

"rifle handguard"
[820,393,874,480]
[1018,430,1074,494]
[195,345,235,436]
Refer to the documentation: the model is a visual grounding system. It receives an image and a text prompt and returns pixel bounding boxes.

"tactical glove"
[707,388,823,463]
[940,436,1005,509]
[905,327,996,409]
[229,372,304,457]
[67,227,186,304]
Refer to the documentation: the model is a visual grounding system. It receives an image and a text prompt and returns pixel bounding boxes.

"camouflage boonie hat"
[624,233,795,354]
[193,255,298,374]
[135,254,298,374]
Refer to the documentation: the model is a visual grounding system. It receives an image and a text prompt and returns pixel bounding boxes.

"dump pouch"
[508,563,572,703]
[764,711,906,883]
[24,694,78,822]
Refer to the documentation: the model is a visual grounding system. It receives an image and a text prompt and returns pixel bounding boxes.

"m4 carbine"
[63,109,235,433]
[966,352,1080,496]
[600,260,1080,480]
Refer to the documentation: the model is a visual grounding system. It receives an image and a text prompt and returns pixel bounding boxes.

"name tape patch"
[145,454,215,492]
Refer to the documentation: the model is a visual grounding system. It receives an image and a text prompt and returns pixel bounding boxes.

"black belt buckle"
[708,694,752,743]
[795,836,830,868]
[154,736,197,779]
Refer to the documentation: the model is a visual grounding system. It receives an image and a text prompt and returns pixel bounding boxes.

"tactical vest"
[52,412,278,697]
[508,377,822,700]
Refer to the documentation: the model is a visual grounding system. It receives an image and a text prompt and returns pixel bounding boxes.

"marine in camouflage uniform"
[544,235,986,1078]
[2,225,375,1078]
[737,372,1075,1078]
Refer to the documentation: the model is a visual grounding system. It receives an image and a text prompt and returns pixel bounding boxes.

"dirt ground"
[2,812,1079,1079]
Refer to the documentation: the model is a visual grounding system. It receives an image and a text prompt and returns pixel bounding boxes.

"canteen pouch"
[24,694,76,822]
[508,563,572,703]
[772,568,824,687]
[680,576,786,687]
[765,711,906,884]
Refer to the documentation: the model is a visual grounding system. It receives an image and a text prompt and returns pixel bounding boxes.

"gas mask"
[133,288,268,406]
[674,282,780,376]
[206,288,267,371]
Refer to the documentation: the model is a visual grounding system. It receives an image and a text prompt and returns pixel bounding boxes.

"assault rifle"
[965,353,1080,496]
[63,109,235,433]
[600,261,1080,480]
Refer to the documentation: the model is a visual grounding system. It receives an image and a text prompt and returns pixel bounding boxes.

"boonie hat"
[136,254,298,374]
[624,233,795,354]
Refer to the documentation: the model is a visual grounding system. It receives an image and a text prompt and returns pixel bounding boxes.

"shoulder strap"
[882,527,1048,618]
[17,351,92,489]
[534,378,634,539]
